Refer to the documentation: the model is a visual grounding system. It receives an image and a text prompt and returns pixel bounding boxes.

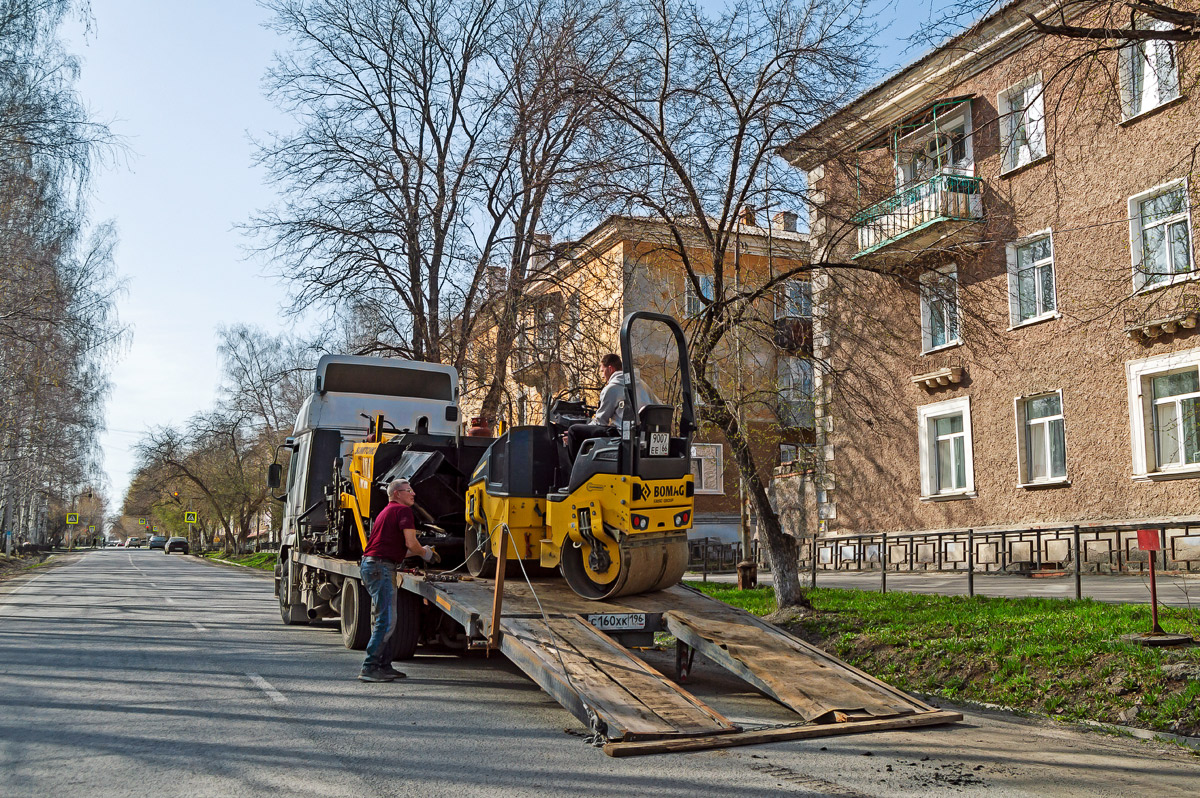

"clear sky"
[68,0,938,514]
[66,1,298,510]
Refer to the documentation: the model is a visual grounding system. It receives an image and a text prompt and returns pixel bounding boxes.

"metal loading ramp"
[400,575,961,756]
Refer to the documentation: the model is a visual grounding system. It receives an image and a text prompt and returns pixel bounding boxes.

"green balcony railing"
[852,173,983,257]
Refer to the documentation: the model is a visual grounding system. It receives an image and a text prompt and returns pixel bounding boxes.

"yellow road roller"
[464,311,698,600]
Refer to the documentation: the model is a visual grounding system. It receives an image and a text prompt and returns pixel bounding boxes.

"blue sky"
[68,0,942,510]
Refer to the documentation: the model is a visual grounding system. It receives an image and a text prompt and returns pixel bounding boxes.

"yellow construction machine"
[464,311,698,600]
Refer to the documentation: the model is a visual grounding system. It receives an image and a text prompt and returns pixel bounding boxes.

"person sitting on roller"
[565,353,627,461]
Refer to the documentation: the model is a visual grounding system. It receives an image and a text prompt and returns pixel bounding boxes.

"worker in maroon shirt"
[358,478,435,682]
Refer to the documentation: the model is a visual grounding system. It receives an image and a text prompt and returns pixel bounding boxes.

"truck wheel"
[277,554,308,626]
[340,578,371,650]
[386,590,421,661]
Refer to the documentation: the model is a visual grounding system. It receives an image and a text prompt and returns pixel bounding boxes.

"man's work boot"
[380,664,406,679]
[358,666,395,682]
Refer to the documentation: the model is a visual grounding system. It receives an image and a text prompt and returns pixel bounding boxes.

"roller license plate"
[587,613,647,631]
[649,432,669,456]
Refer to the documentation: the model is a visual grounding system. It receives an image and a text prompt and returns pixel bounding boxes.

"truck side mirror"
[267,463,283,490]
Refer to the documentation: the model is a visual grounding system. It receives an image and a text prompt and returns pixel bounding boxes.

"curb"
[910,691,1200,751]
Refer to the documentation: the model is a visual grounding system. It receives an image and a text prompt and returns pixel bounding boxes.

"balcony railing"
[852,173,983,258]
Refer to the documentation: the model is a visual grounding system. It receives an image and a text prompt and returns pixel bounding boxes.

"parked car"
[164,537,189,555]
[123,537,142,548]
[147,535,168,550]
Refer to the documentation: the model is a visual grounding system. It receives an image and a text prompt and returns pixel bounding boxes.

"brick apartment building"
[790,0,1200,543]
[460,214,812,544]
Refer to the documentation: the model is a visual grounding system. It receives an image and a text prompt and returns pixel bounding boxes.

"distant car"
[147,535,168,550]
[124,537,142,548]
[164,537,189,555]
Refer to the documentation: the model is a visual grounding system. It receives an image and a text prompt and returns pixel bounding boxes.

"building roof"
[785,0,1059,171]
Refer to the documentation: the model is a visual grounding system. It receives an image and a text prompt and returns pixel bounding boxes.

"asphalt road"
[1,550,1198,798]
[688,568,1200,606]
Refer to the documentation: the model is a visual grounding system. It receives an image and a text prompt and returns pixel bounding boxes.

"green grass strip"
[685,581,1200,740]
[201,551,276,571]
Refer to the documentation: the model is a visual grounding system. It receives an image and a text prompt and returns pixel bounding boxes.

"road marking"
[164,596,176,604]
[0,571,51,617]
[191,621,207,632]
[246,672,288,704]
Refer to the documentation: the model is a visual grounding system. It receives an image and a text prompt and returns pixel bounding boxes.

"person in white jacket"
[565,353,626,460]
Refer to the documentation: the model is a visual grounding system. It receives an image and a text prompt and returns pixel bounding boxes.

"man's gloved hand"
[421,545,441,565]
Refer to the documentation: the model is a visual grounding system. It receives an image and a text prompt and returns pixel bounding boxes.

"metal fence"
[794,522,1200,599]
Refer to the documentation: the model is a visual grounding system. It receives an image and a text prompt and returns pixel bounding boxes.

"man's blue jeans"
[359,556,396,670]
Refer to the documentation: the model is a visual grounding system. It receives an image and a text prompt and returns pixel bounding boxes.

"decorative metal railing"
[853,173,983,256]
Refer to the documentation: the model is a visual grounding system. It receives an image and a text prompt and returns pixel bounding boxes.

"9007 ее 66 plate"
[586,613,647,631]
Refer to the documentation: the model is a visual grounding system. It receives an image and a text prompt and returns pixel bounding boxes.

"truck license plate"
[649,432,669,456]
[587,613,646,631]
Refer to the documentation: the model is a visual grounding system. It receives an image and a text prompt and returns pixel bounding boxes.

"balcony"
[852,173,984,260]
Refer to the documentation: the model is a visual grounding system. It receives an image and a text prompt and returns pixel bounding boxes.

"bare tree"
[567,0,876,608]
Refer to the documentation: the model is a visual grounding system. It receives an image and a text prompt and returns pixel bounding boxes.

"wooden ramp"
[398,574,961,756]
[500,616,739,742]
[664,610,918,723]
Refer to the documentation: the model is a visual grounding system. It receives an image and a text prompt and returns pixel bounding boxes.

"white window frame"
[1126,348,1200,480]
[920,265,961,354]
[893,103,974,189]
[1013,390,1069,487]
[1119,21,1181,121]
[777,355,814,428]
[918,396,975,499]
[1129,179,1194,293]
[686,273,715,317]
[776,279,812,319]
[690,442,724,494]
[998,74,1047,173]
[1006,230,1059,328]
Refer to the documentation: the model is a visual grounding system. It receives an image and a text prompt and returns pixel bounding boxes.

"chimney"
[772,211,798,233]
[739,206,757,227]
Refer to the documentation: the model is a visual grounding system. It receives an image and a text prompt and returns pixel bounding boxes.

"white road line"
[191,621,207,632]
[0,571,50,618]
[164,596,176,604]
[246,672,288,704]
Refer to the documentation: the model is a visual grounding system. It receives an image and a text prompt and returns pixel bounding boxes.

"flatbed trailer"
[290,550,960,757]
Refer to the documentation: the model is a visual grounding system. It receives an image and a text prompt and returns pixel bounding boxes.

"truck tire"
[340,578,371,650]
[277,554,308,626]
[386,589,421,661]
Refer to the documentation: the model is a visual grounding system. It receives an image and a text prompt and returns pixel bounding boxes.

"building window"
[690,443,724,494]
[567,292,581,339]
[918,396,974,498]
[1130,181,1193,291]
[1119,24,1180,119]
[516,393,528,426]
[1006,232,1056,325]
[894,103,973,189]
[777,355,813,428]
[1016,392,1067,485]
[779,443,799,465]
[776,279,812,319]
[686,273,715,316]
[920,266,960,352]
[998,77,1046,173]
[1126,349,1200,479]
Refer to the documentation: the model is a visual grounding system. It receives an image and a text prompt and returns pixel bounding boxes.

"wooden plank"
[665,611,920,722]
[502,616,738,740]
[602,710,964,757]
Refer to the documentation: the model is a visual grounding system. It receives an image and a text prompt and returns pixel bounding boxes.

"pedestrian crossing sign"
[185,511,197,524]
[138,518,146,525]
[66,513,79,524]
[88,525,96,533]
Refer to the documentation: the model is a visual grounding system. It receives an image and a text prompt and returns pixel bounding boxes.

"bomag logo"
[652,484,687,498]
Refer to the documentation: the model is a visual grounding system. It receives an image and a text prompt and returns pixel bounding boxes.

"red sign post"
[1137,529,1165,634]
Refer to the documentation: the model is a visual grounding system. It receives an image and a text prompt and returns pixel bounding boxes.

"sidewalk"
[685,568,1200,607]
